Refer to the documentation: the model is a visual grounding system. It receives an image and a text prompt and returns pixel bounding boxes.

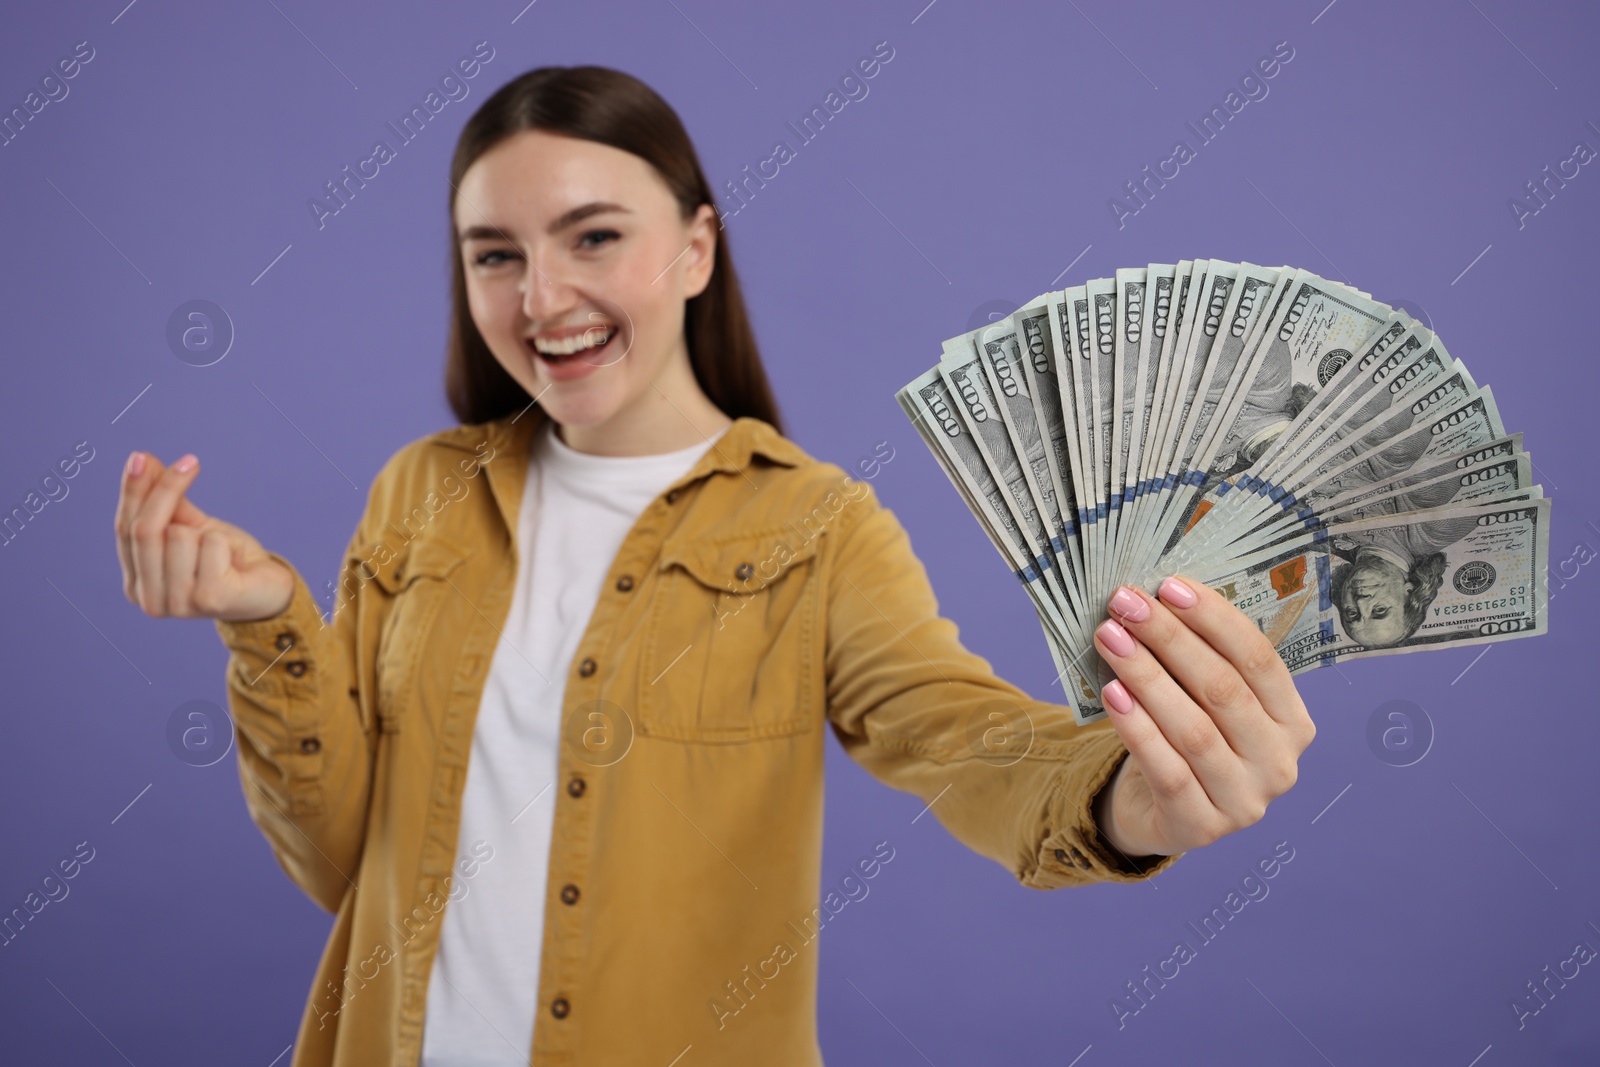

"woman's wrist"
[1091,757,1164,862]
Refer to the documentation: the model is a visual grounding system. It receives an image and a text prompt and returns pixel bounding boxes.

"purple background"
[2,0,1597,1063]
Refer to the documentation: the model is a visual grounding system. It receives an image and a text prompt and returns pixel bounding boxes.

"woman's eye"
[473,249,515,267]
[578,229,620,250]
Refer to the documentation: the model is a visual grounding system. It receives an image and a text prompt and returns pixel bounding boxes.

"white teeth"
[532,326,615,357]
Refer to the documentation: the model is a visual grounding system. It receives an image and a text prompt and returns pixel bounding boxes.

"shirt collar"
[431,411,807,539]
[435,410,805,474]
[673,415,808,483]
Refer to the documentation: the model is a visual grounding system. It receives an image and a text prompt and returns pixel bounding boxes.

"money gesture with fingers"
[114,451,294,623]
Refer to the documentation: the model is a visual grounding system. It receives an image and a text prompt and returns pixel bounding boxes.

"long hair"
[442,66,783,434]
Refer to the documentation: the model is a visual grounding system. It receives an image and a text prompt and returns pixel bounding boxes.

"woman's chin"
[537,393,622,431]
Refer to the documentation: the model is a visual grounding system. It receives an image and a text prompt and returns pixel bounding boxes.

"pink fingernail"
[1102,679,1134,715]
[127,451,145,477]
[174,454,198,473]
[1159,576,1198,608]
[1096,618,1136,658]
[1108,585,1149,622]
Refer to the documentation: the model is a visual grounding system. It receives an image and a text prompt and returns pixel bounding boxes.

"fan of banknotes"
[897,262,1550,725]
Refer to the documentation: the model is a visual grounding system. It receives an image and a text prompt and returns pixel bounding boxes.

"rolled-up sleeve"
[822,481,1184,888]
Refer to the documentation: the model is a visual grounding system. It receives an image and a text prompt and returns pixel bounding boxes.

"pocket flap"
[369,537,471,595]
[658,528,823,594]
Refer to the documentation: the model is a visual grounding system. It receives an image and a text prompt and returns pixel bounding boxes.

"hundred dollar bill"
[1290,389,1507,512]
[1135,263,1243,564]
[1125,261,1233,583]
[1103,267,1146,598]
[971,314,1091,625]
[1177,319,1428,555]
[1168,388,1509,576]
[1262,338,1467,501]
[1315,434,1524,519]
[1186,342,1466,561]
[1199,442,1537,566]
[1046,285,1096,544]
[1084,276,1118,602]
[1015,294,1091,609]
[1180,263,1288,473]
[898,377,1103,723]
[1258,326,1433,489]
[1136,264,1286,579]
[1039,613,1104,724]
[1108,269,1147,513]
[940,339,1072,606]
[898,368,1027,573]
[1244,365,1486,531]
[898,372,1078,642]
[1118,259,1206,592]
[1120,265,1196,585]
[1250,313,1420,479]
[935,348,1108,684]
[1161,270,1391,563]
[1178,314,1417,559]
[1194,497,1550,673]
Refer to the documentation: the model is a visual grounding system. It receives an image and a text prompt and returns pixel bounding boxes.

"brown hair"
[442,65,783,434]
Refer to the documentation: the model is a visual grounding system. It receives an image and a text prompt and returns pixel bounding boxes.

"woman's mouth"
[528,325,619,365]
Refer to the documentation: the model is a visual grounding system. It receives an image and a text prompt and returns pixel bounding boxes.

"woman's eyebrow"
[546,201,631,234]
[456,202,632,244]
[458,223,509,244]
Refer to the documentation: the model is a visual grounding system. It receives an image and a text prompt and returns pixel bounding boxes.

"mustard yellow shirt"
[214,411,1183,1066]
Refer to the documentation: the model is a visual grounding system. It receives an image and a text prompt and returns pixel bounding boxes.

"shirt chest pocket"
[638,530,824,742]
[372,537,471,734]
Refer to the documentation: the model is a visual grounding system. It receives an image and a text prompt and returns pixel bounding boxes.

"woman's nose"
[520,263,577,323]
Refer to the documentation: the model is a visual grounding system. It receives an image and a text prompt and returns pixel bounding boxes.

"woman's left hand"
[1089,575,1317,862]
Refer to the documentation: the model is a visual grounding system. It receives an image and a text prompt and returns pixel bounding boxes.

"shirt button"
[567,776,586,798]
[577,657,597,677]
[560,883,580,905]
[615,575,634,592]
[550,997,570,1019]
[735,562,754,581]
[274,632,294,651]
[300,737,321,754]
[665,490,678,504]
[286,661,307,678]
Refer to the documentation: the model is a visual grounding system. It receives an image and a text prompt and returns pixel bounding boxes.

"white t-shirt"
[420,419,720,1065]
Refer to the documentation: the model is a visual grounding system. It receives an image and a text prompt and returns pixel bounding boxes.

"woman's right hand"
[116,451,295,623]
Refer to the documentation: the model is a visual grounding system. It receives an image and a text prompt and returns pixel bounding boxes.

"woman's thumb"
[171,481,211,527]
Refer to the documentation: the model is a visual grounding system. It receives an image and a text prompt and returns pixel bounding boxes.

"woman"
[112,66,1314,1067]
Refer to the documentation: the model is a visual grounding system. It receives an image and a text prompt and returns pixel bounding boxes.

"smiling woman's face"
[454,128,717,435]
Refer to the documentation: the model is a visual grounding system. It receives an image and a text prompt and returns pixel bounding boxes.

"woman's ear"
[682,202,719,300]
